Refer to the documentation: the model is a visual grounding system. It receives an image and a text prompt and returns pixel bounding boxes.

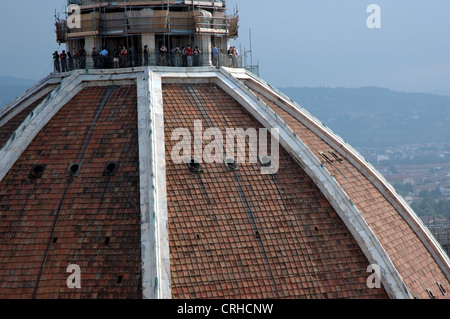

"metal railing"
[213,52,243,69]
[51,51,243,72]
[52,54,86,73]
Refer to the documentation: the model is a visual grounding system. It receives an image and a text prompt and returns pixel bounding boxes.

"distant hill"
[0,76,37,111]
[279,87,450,148]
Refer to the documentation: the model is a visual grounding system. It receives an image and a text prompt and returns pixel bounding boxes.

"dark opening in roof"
[426,288,436,299]
[437,282,447,296]
[29,164,46,179]
[224,157,239,171]
[67,163,82,177]
[103,162,119,176]
[187,158,202,173]
[328,151,344,163]
[319,152,334,165]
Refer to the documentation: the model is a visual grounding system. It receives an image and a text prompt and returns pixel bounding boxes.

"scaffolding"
[57,0,238,44]
[53,1,256,72]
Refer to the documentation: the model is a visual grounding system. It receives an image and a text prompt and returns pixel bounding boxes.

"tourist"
[99,47,108,56]
[159,44,168,66]
[91,47,98,68]
[143,45,150,66]
[212,44,219,67]
[231,46,238,68]
[99,47,108,68]
[67,52,74,71]
[73,48,80,69]
[173,47,182,67]
[120,46,128,67]
[186,45,194,67]
[79,47,86,69]
[60,50,68,72]
[194,46,202,67]
[53,51,60,73]
[113,48,120,68]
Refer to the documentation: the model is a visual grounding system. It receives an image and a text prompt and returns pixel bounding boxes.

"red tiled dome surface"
[163,83,388,299]
[0,86,142,298]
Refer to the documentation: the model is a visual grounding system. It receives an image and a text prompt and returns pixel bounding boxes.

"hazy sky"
[0,0,449,94]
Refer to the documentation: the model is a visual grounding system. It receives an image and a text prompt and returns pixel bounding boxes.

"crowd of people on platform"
[158,44,203,67]
[53,47,86,73]
[212,45,239,68]
[52,46,134,72]
[52,43,239,73]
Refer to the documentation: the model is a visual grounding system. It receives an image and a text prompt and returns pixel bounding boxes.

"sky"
[0,0,449,95]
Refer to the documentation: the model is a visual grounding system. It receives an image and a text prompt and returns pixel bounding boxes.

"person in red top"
[186,45,194,67]
[120,46,128,67]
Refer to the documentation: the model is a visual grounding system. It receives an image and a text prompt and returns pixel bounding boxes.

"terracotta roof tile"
[0,85,142,299]
[162,83,389,299]
[0,95,49,149]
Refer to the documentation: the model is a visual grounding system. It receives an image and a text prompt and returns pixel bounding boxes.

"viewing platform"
[57,0,239,70]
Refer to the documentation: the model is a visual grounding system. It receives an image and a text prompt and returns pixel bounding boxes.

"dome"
[0,66,449,299]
